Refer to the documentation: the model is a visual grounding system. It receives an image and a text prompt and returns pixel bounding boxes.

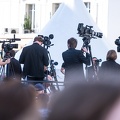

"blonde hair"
[106,50,117,61]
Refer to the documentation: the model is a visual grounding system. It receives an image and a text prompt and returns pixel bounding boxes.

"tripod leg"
[53,70,60,91]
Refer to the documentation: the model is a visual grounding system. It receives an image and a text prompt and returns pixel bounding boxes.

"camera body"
[0,35,21,59]
[77,23,103,47]
[2,43,18,53]
[77,23,103,38]
[38,34,54,49]
[115,37,120,52]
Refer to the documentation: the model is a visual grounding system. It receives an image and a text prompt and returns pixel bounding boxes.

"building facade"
[0,0,119,43]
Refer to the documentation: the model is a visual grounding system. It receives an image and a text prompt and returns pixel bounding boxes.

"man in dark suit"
[62,37,90,83]
[19,36,49,84]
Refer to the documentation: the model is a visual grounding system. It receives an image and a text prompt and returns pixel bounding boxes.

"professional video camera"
[0,34,21,59]
[115,36,120,52]
[77,23,103,81]
[77,23,103,46]
[77,23,103,38]
[38,34,54,49]
[1,42,18,53]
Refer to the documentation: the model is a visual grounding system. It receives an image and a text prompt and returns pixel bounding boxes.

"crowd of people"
[0,77,120,120]
[1,36,120,86]
[0,36,120,120]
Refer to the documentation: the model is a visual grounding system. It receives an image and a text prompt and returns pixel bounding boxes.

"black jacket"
[7,58,22,77]
[99,60,120,81]
[62,48,90,81]
[19,43,49,78]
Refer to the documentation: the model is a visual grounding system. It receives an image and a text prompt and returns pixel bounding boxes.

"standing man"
[62,37,90,83]
[19,36,49,84]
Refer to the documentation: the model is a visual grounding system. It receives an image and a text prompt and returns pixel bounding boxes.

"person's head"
[47,81,120,120]
[92,57,97,65]
[0,80,38,120]
[9,50,16,57]
[35,83,45,95]
[67,37,77,48]
[33,36,44,45]
[106,50,117,61]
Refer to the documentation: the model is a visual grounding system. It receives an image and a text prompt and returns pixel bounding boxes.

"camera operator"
[19,36,49,85]
[62,37,91,84]
[6,50,22,79]
[87,57,101,81]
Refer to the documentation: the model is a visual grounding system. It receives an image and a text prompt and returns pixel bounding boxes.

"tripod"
[43,43,60,92]
[82,37,99,81]
[46,51,60,91]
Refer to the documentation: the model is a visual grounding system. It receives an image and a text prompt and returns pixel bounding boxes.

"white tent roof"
[16,0,112,69]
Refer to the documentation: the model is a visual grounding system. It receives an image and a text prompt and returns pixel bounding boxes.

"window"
[25,4,35,30]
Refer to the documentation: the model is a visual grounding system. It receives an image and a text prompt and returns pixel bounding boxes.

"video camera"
[115,36,120,52]
[77,23,103,47]
[77,23,103,38]
[1,42,18,53]
[1,38,21,53]
[0,34,21,59]
[38,34,54,49]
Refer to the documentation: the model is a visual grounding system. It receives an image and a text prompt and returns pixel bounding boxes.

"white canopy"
[16,0,112,69]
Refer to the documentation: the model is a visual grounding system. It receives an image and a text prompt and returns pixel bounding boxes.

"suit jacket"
[99,60,120,81]
[62,48,90,81]
[19,43,49,78]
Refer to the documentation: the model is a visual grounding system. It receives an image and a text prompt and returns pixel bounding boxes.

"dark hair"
[106,50,117,61]
[67,37,77,48]
[9,50,16,57]
[0,81,36,120]
[47,82,120,120]
[34,36,44,43]
[92,57,97,59]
